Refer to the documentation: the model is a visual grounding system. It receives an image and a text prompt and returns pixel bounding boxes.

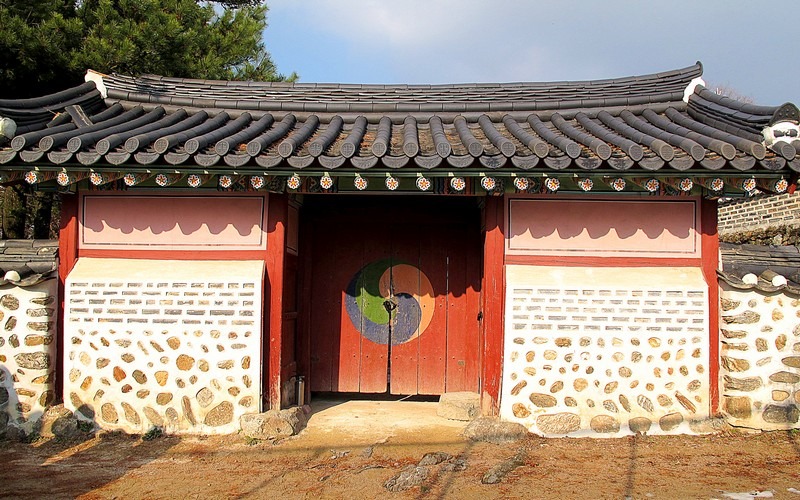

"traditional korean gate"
[307,198,481,395]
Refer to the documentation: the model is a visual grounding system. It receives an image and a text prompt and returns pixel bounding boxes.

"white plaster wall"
[0,280,58,433]
[719,285,800,429]
[500,266,710,437]
[64,258,263,434]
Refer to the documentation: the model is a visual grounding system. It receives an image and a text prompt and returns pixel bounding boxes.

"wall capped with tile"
[500,266,711,436]
[64,258,264,434]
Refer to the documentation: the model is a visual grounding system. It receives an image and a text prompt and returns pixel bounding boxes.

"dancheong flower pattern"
[354,175,368,190]
[774,178,789,193]
[578,178,593,191]
[218,175,233,189]
[741,178,757,193]
[609,178,626,191]
[90,172,106,185]
[480,176,496,191]
[709,178,724,192]
[187,174,202,188]
[513,177,529,191]
[287,174,302,190]
[679,178,693,191]
[24,171,38,184]
[450,177,466,192]
[544,177,560,192]
[385,176,399,190]
[320,174,334,190]
[57,172,72,186]
[416,176,431,191]
[645,178,660,192]
[250,176,264,189]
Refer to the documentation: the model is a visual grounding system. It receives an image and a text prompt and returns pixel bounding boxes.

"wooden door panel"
[417,224,448,395]
[388,223,420,395]
[358,224,391,393]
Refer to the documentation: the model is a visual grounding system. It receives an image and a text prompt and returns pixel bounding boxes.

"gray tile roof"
[0,240,58,287]
[0,62,798,193]
[719,242,800,295]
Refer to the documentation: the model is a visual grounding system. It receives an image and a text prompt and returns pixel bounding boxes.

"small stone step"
[437,392,480,421]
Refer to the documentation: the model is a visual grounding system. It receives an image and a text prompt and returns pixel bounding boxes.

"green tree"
[0,0,296,98]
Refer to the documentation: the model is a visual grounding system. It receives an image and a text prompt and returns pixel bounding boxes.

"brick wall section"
[718,193,800,235]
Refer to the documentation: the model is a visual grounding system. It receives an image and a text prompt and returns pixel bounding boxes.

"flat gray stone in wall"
[723,375,762,392]
[437,392,480,421]
[536,413,581,434]
[770,372,800,384]
[762,404,800,424]
[628,417,652,434]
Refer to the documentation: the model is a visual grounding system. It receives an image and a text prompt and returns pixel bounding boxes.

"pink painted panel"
[507,198,698,257]
[80,194,267,250]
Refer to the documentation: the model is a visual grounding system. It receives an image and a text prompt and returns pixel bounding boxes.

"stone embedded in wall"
[64,260,264,435]
[536,413,581,434]
[723,375,762,392]
[720,357,750,372]
[762,404,799,424]
[529,393,557,408]
[782,356,800,369]
[769,371,800,384]
[722,311,760,324]
[659,413,683,431]
[628,417,652,434]
[590,415,620,433]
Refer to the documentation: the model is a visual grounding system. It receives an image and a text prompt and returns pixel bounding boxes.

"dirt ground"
[1,398,799,499]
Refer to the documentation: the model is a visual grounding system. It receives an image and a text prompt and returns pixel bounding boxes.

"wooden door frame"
[297,194,491,405]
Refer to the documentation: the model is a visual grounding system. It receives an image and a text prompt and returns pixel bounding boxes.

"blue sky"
[262,1,798,106]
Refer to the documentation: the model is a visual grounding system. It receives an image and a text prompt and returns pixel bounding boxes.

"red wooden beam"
[700,197,720,415]
[481,197,505,415]
[57,193,80,401]
[266,194,288,410]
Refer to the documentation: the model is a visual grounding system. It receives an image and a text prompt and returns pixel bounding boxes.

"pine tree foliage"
[0,0,296,98]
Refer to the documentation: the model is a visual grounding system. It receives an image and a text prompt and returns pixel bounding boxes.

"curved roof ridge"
[99,62,703,107]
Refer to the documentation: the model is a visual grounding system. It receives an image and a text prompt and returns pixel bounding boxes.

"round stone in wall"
[770,371,800,384]
[590,415,619,433]
[196,387,214,408]
[512,403,531,418]
[101,403,119,424]
[120,402,140,425]
[536,413,580,434]
[176,355,195,371]
[204,401,233,427]
[637,395,654,413]
[1,294,19,310]
[573,379,588,392]
[659,412,683,431]
[529,393,557,408]
[156,393,173,405]
[143,406,164,427]
[628,417,652,434]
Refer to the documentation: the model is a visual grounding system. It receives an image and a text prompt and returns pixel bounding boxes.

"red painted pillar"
[266,194,287,410]
[700,197,720,415]
[481,196,505,415]
[57,192,80,401]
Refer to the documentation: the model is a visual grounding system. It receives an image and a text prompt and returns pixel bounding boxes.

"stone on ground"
[463,416,529,444]
[384,465,429,492]
[240,407,307,440]
[437,392,480,421]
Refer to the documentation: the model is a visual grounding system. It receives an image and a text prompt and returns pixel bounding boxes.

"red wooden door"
[308,199,480,395]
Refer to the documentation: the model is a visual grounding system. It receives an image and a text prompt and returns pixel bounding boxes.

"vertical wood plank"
[266,194,287,409]
[445,224,469,392]
[417,222,448,394]
[464,226,483,392]
[358,223,391,393]
[481,197,505,415]
[57,192,80,402]
[700,198,720,415]
[389,223,420,395]
[335,224,365,392]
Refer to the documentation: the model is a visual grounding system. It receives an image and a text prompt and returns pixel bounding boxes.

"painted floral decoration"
[24,171,38,184]
[188,174,202,188]
[123,173,139,186]
[287,173,302,190]
[742,177,757,193]
[544,177,560,192]
[774,178,789,193]
[450,177,466,192]
[513,177,529,191]
[250,175,265,190]
[578,178,593,191]
[354,175,368,190]
[155,173,170,187]
[320,174,334,190]
[709,178,724,192]
[416,176,431,191]
[57,172,72,186]
[480,176,496,191]
[90,172,105,185]
[645,178,660,192]
[219,175,233,189]
[385,176,399,191]
[679,178,693,191]
[610,178,626,191]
